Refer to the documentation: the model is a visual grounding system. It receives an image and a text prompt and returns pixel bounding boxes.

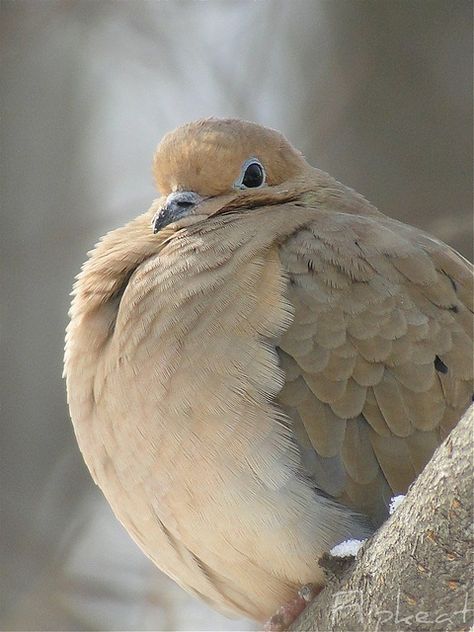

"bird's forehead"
[153,119,303,196]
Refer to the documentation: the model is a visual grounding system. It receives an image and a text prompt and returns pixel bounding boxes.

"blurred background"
[1,1,472,630]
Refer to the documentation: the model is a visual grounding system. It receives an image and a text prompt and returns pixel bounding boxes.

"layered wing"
[277,210,473,524]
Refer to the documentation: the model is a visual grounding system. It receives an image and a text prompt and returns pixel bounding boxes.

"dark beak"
[153,191,203,233]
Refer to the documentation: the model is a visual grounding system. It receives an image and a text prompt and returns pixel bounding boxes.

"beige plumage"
[64,118,473,622]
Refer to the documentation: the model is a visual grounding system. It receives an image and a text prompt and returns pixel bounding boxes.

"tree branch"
[290,406,474,632]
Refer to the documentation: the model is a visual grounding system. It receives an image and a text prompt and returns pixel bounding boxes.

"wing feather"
[277,211,473,523]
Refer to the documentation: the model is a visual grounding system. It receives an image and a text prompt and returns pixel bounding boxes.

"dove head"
[151,118,309,233]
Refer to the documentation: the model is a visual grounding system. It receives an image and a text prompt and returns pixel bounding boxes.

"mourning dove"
[64,118,473,623]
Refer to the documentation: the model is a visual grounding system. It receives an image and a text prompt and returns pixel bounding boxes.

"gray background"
[2,1,472,629]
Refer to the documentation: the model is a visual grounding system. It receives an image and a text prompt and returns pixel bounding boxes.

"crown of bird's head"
[151,118,312,233]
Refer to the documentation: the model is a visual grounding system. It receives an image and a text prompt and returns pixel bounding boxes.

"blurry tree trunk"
[291,407,473,632]
[1,1,96,606]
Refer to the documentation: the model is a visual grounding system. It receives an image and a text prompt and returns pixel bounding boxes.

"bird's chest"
[85,240,299,536]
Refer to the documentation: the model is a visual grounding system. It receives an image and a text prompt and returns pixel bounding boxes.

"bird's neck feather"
[64,208,170,375]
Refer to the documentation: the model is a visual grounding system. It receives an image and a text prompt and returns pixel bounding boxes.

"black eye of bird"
[241,162,265,188]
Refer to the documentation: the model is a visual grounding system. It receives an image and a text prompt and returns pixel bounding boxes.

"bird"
[64,118,473,625]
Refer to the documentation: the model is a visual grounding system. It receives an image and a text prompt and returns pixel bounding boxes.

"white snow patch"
[330,538,366,558]
[389,494,405,515]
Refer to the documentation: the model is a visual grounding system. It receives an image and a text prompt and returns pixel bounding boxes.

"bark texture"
[291,405,474,632]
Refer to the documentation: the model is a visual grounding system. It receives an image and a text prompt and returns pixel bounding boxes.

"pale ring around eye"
[233,158,266,190]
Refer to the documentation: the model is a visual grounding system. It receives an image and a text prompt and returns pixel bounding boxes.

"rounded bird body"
[65,118,473,622]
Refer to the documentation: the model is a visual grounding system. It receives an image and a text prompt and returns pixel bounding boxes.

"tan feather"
[398,379,446,431]
[362,388,392,436]
[341,473,393,527]
[350,334,393,362]
[352,355,385,387]
[330,379,367,420]
[303,370,348,404]
[372,372,413,437]
[294,343,330,373]
[297,396,347,458]
[322,351,356,381]
[404,430,443,472]
[369,430,417,493]
[341,418,381,485]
